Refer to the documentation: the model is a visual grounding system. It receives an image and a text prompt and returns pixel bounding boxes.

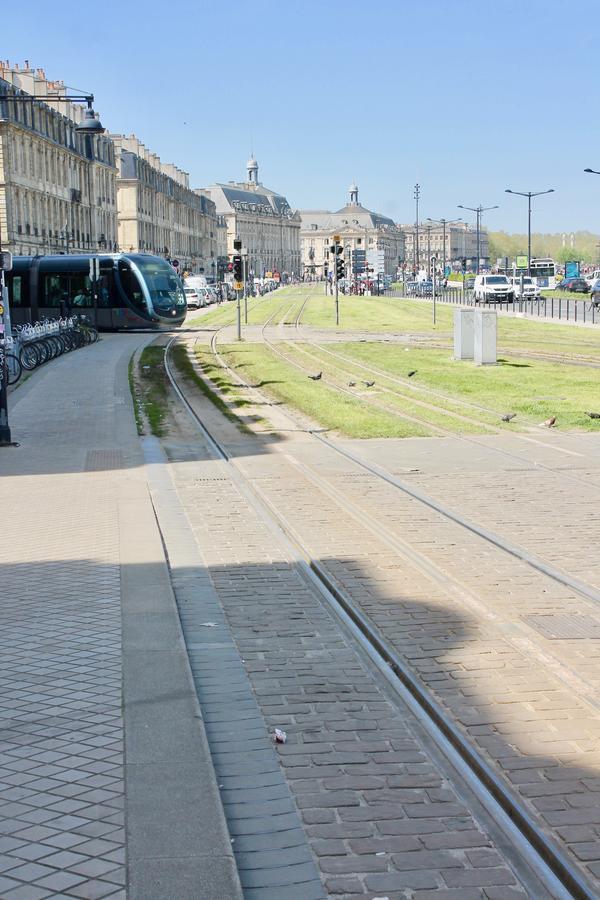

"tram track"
[165,332,596,898]
[165,323,600,898]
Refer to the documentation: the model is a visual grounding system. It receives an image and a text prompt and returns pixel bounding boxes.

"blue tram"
[5,253,187,330]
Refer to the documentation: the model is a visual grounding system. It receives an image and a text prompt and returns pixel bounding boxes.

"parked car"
[590,279,600,307]
[558,277,589,293]
[473,275,514,303]
[184,287,201,309]
[508,276,541,299]
[584,269,600,288]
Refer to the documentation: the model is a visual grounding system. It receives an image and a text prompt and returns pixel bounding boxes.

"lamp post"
[426,217,463,278]
[414,184,420,273]
[457,204,498,274]
[504,189,554,276]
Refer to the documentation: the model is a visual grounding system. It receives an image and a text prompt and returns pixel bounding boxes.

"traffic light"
[323,262,328,277]
[331,242,344,280]
[233,255,243,281]
[461,257,467,272]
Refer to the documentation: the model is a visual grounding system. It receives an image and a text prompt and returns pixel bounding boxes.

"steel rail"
[164,334,595,900]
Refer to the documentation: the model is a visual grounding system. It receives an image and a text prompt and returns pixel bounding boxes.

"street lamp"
[457,204,499,274]
[426,217,463,279]
[0,90,105,134]
[414,184,420,273]
[504,189,554,276]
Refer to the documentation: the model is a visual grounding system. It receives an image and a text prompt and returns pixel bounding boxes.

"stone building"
[111,134,217,273]
[0,62,117,255]
[402,221,489,272]
[202,158,301,279]
[299,185,405,278]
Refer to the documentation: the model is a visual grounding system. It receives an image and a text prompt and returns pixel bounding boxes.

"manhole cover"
[522,614,600,640]
[85,450,125,471]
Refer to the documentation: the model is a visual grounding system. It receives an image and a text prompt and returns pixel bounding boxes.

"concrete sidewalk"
[0,336,241,899]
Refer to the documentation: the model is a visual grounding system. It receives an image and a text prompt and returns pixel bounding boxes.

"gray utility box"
[453,307,475,360]
[474,308,497,365]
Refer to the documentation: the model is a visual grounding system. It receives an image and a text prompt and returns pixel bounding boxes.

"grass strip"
[219,342,434,439]
[171,342,254,433]
[128,354,143,435]
[334,342,600,430]
[138,345,168,437]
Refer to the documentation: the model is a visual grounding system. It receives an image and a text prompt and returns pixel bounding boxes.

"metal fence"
[388,286,599,326]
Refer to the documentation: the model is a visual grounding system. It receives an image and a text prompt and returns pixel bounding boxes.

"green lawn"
[208,338,600,436]
[214,343,434,439]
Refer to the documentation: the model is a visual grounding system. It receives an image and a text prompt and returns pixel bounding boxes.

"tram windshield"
[133,257,186,311]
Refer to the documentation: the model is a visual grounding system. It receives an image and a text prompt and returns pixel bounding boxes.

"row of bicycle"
[1,316,99,387]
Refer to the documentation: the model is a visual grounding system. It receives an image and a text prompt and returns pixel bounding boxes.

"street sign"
[234,280,244,291]
[565,260,580,279]
[333,234,340,242]
[516,255,528,269]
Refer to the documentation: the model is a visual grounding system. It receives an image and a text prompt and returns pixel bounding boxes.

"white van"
[473,275,514,303]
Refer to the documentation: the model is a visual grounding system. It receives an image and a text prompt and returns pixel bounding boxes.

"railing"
[387,286,599,326]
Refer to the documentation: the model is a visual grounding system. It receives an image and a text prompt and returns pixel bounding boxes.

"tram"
[4,254,187,330]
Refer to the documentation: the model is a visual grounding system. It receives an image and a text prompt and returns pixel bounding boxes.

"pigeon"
[362,380,375,387]
[585,411,600,419]
[542,416,556,427]
[501,413,516,422]
[407,370,417,378]
[348,381,356,387]
[308,372,322,381]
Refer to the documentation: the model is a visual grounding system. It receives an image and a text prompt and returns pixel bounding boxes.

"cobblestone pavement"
[153,369,581,898]
[172,329,600,892]
[160,443,535,898]
[0,337,145,899]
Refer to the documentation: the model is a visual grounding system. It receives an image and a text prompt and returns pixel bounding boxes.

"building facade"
[402,221,489,272]
[202,159,301,279]
[0,63,117,256]
[299,185,405,278]
[112,135,217,273]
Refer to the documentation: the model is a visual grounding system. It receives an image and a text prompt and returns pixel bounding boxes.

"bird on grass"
[308,371,322,381]
[542,416,557,427]
[501,413,517,422]
[348,381,356,387]
[585,411,600,420]
[362,380,375,387]
[407,370,417,378]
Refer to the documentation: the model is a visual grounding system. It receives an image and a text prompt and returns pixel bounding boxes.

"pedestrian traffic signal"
[323,263,328,277]
[233,255,243,281]
[461,257,467,272]
[336,256,345,280]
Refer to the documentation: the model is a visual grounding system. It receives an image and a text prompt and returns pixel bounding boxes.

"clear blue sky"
[4,0,599,233]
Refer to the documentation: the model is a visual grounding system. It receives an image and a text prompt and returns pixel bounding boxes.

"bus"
[5,253,187,331]
[529,258,557,290]
[497,256,558,290]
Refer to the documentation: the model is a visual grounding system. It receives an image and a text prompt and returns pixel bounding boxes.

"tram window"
[97,273,117,307]
[71,274,93,307]
[118,261,147,313]
[43,274,70,307]
[8,275,23,306]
